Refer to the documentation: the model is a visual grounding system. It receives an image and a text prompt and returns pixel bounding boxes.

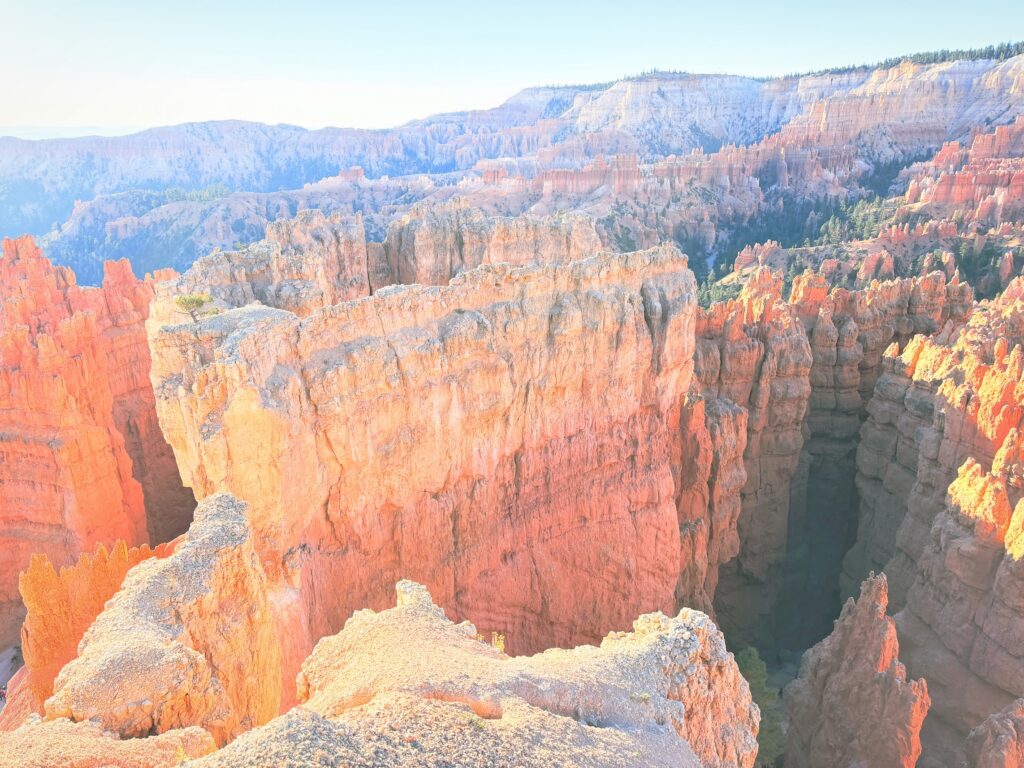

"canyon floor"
[2,45,1024,768]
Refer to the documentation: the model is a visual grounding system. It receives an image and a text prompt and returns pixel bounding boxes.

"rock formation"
[0,236,193,650]
[0,717,216,768]
[693,270,812,650]
[13,537,178,714]
[837,276,1024,764]
[150,205,604,327]
[190,580,759,768]
[784,574,930,768]
[44,494,280,746]
[377,204,603,288]
[905,116,1024,226]
[149,245,721,699]
[965,699,1024,768]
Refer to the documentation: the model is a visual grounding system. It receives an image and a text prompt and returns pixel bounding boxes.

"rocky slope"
[193,580,759,768]
[0,236,193,651]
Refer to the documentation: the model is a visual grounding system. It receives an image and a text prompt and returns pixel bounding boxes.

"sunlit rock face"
[8,537,179,721]
[835,277,1024,765]
[190,580,759,768]
[905,115,1024,226]
[0,236,193,649]
[150,244,745,700]
[784,574,930,768]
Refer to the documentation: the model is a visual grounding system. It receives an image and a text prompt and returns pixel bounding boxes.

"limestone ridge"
[190,580,759,768]
[150,244,711,701]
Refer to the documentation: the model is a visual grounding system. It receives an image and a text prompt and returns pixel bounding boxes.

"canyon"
[1,47,1024,767]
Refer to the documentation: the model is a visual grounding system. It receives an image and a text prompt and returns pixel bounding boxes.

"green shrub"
[736,647,786,767]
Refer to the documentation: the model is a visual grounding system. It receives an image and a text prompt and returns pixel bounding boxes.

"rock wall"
[835,278,1024,764]
[150,245,742,699]
[895,454,1024,764]
[190,580,759,768]
[378,204,603,288]
[0,236,193,649]
[782,271,972,647]
[784,574,930,768]
[966,699,1024,768]
[694,270,812,650]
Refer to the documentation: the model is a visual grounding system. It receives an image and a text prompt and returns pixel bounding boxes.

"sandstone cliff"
[149,245,715,700]
[837,276,1024,764]
[378,204,603,288]
[190,580,759,768]
[784,574,930,768]
[0,237,193,650]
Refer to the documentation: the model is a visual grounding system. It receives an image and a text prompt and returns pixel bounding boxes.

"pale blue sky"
[1,0,1021,137]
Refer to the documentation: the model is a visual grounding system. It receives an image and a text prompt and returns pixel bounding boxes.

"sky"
[1,0,1022,138]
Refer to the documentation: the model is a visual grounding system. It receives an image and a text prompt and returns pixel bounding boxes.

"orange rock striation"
[0,236,193,650]
[905,116,1024,226]
[842,276,1024,763]
[784,573,930,768]
[149,245,722,701]
[12,536,179,716]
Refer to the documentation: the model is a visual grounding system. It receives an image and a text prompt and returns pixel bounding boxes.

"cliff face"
[0,237,193,649]
[782,272,973,646]
[839,277,1024,764]
[378,204,603,288]
[150,206,604,326]
[150,246,730,700]
[693,270,813,650]
[190,580,759,768]
[690,269,969,653]
[784,574,930,768]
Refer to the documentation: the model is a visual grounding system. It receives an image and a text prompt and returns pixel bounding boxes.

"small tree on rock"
[175,293,215,322]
